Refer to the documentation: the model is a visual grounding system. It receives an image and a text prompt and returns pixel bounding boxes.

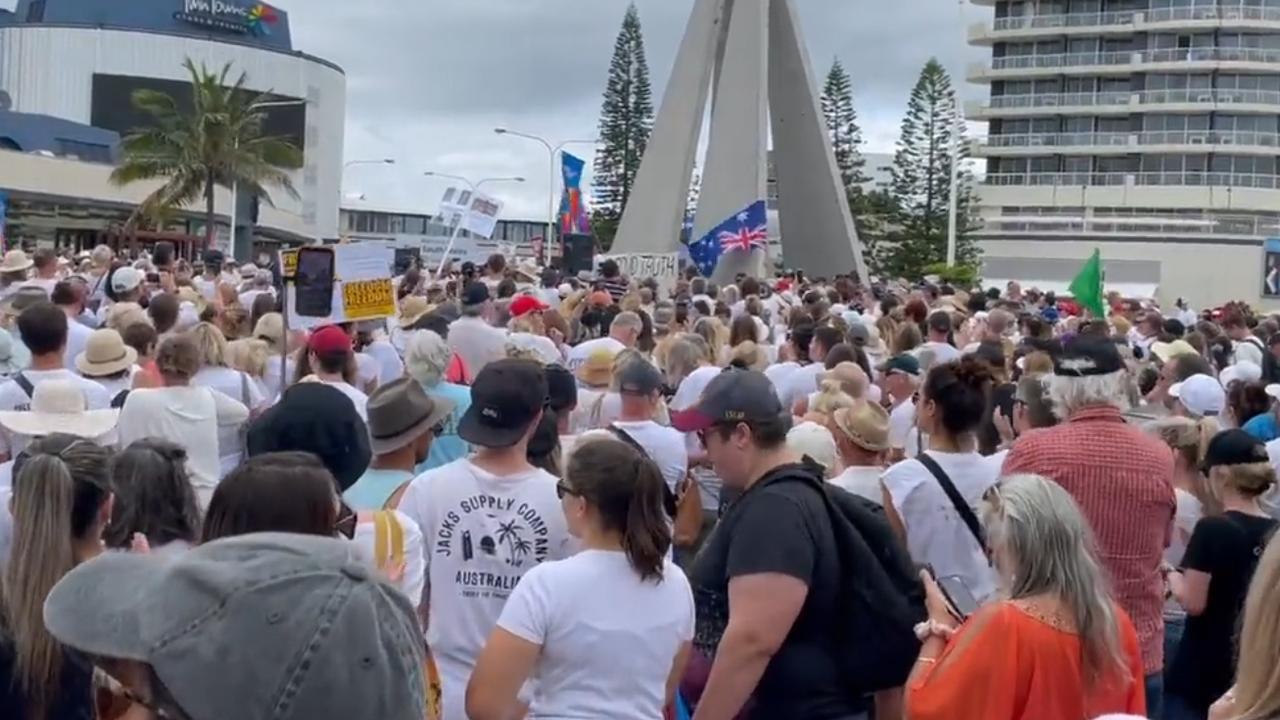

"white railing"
[989,46,1280,72]
[985,131,1131,148]
[985,211,1280,238]
[983,129,1280,149]
[991,50,1131,70]
[1146,5,1280,23]
[1144,46,1280,64]
[984,170,1280,189]
[990,5,1280,33]
[987,91,1131,109]
[1138,88,1280,105]
[992,9,1137,31]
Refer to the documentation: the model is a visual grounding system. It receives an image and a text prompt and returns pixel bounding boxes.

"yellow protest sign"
[341,278,395,321]
[280,249,299,279]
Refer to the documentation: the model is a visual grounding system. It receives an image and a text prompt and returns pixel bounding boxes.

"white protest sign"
[601,252,680,294]
[437,187,505,240]
[286,243,396,329]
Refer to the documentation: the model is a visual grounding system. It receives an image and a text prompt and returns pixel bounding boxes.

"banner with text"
[600,252,680,294]
[286,243,395,328]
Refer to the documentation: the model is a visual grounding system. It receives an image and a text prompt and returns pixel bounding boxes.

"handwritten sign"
[279,249,298,278]
[341,279,396,321]
[600,252,680,293]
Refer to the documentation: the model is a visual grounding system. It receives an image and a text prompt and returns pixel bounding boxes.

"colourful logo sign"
[247,4,278,36]
[176,0,278,37]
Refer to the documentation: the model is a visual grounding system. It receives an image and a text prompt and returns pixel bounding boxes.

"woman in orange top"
[906,473,1147,720]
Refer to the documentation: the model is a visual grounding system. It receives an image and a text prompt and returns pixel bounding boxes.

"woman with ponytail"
[0,434,112,720]
[466,437,694,720]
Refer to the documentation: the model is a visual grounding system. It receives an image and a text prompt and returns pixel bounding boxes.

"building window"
[54,139,112,163]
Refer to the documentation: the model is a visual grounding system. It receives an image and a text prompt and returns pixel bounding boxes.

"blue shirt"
[1243,412,1279,442]
[416,380,471,474]
[343,468,414,511]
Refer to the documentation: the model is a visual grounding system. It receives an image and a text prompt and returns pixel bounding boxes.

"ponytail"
[621,454,671,582]
[2,436,111,716]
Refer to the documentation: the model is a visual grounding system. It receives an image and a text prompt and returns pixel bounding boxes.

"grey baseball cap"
[43,533,426,720]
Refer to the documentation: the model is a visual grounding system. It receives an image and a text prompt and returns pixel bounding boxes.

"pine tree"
[591,3,654,250]
[820,60,869,192]
[880,58,978,279]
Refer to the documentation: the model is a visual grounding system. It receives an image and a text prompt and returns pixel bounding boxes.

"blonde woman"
[103,302,150,333]
[226,337,273,402]
[188,322,268,476]
[253,312,296,399]
[1208,532,1280,720]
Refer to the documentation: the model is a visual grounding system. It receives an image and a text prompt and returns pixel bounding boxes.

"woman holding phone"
[905,474,1147,720]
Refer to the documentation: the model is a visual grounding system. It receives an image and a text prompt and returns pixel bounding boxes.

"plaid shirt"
[1002,405,1175,675]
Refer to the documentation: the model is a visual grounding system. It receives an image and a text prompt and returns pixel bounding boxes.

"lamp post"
[230,98,308,259]
[421,172,525,277]
[493,128,597,260]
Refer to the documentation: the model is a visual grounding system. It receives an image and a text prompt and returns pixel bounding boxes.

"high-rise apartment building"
[968,0,1280,305]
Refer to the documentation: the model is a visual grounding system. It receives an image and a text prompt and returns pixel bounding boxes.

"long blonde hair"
[226,337,270,379]
[1,436,112,716]
[1147,416,1219,514]
[189,321,230,368]
[1233,532,1280,720]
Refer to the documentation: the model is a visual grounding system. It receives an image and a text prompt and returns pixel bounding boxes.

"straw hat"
[76,328,139,377]
[0,249,33,273]
[0,379,119,438]
[397,296,432,330]
[832,401,891,452]
[575,348,617,387]
[514,260,540,282]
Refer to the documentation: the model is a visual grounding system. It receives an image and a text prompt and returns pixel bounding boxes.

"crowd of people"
[0,244,1277,720]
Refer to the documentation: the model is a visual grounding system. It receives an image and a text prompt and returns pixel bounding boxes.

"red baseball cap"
[308,325,352,355]
[509,295,549,318]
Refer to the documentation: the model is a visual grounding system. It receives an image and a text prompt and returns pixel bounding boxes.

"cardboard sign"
[600,252,680,293]
[341,278,396,321]
[285,244,395,328]
[279,248,299,279]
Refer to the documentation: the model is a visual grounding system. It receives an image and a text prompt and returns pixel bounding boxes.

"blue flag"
[686,200,768,277]
[0,192,8,252]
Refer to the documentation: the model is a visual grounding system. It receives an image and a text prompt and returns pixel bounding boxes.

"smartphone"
[294,247,335,318]
[936,574,979,619]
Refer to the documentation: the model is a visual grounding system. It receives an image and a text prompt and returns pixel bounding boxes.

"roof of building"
[0,111,120,163]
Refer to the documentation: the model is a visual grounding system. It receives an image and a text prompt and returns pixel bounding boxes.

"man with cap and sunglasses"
[42,532,429,720]
[671,369,872,720]
[878,353,924,462]
[398,358,573,720]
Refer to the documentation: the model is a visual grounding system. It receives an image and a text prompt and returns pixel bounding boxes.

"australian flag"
[686,200,768,277]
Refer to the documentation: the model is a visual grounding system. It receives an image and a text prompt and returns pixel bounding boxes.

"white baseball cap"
[109,266,143,294]
[1169,373,1226,418]
[1220,361,1262,389]
[785,421,839,477]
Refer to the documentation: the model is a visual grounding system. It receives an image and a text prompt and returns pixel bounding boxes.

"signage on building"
[174,0,278,36]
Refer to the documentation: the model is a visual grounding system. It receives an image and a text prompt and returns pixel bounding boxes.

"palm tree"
[110,58,303,248]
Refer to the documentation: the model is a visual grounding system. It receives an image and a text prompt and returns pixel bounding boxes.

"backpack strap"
[607,424,679,518]
[372,510,405,571]
[916,453,988,556]
[11,372,33,400]
[111,389,130,409]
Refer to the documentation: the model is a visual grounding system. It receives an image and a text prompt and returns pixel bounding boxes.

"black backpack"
[755,461,926,696]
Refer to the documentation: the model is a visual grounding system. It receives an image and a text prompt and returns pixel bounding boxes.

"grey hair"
[1044,369,1132,420]
[720,285,741,306]
[90,244,113,267]
[611,311,643,334]
[984,474,1126,689]
[404,330,451,387]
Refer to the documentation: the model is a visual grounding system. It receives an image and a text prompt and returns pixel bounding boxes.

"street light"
[422,171,526,191]
[344,158,395,170]
[229,98,308,258]
[493,128,598,257]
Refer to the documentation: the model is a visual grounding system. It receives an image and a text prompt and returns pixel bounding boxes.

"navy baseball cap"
[671,369,786,433]
[461,281,490,306]
[458,359,547,448]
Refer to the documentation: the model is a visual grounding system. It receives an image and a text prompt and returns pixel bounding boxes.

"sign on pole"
[437,186,505,240]
[286,244,395,329]
[599,252,680,294]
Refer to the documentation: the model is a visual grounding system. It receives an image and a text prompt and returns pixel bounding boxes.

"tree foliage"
[110,58,302,248]
[591,3,654,250]
[820,60,869,192]
[878,58,979,279]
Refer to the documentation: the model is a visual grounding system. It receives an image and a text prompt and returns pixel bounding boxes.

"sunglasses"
[94,667,175,719]
[555,480,579,500]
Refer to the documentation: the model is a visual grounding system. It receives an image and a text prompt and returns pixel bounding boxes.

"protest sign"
[279,248,298,279]
[600,252,680,293]
[437,186,504,240]
[285,243,395,328]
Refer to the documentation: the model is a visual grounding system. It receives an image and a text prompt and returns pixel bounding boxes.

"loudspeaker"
[562,234,595,275]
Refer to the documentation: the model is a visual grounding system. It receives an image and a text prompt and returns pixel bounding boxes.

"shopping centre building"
[968,0,1280,307]
[0,0,345,257]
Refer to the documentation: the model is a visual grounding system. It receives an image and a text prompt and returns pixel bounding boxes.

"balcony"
[970,5,1280,44]
[970,88,1280,118]
[983,170,1280,190]
[976,129,1280,156]
[971,46,1280,82]
[979,209,1280,240]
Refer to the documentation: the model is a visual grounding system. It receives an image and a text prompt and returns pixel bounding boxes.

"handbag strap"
[372,510,405,570]
[915,453,988,553]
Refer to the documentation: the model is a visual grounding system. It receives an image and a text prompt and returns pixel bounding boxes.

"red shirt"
[1002,405,1175,675]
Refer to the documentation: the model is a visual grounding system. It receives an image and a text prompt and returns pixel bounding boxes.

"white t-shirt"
[317,379,369,420]
[764,361,801,402]
[1234,337,1265,368]
[262,356,297,401]
[364,339,405,386]
[0,369,113,456]
[610,420,689,492]
[828,465,885,505]
[448,316,509,376]
[914,341,962,367]
[195,276,220,301]
[192,366,268,476]
[351,510,426,607]
[498,550,694,720]
[888,401,926,458]
[565,337,627,373]
[397,458,574,720]
[21,277,58,296]
[570,389,622,434]
[116,386,250,508]
[508,332,562,365]
[779,363,825,410]
[881,450,1001,603]
[238,288,274,310]
[62,318,93,373]
[354,352,380,392]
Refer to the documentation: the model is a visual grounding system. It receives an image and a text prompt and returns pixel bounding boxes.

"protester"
[189,321,268,475]
[117,334,250,508]
[0,435,111,719]
[1003,336,1176,715]
[296,324,369,419]
[566,310,641,371]
[1165,429,1278,719]
[905,474,1146,719]
[398,358,573,720]
[74,328,137,405]
[785,420,840,477]
[878,353,925,461]
[100,438,200,557]
[828,400,891,504]
[43,533,429,720]
[1169,373,1227,420]
[346,377,452,511]
[466,437,692,720]
[881,357,1000,603]
[404,329,470,472]
[448,281,507,375]
[51,281,92,372]
[606,355,689,493]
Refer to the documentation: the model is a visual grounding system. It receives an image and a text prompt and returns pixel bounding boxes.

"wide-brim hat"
[0,379,120,438]
[575,349,617,387]
[0,249,33,273]
[75,329,139,377]
[832,401,891,452]
[397,296,432,330]
[514,261,540,282]
[367,378,456,455]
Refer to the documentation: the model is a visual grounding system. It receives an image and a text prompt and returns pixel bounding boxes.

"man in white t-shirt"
[565,311,642,372]
[914,310,962,367]
[606,357,688,492]
[448,282,508,376]
[398,359,573,720]
[302,325,370,420]
[764,323,815,401]
[0,300,112,460]
[878,353,924,462]
[21,248,60,297]
[778,325,844,409]
[52,281,93,373]
[1224,312,1265,367]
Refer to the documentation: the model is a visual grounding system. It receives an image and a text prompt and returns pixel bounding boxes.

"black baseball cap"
[461,281,490,306]
[878,353,922,377]
[671,369,786,432]
[616,357,663,396]
[1053,336,1124,377]
[458,359,547,448]
[544,365,577,413]
[1203,429,1269,471]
